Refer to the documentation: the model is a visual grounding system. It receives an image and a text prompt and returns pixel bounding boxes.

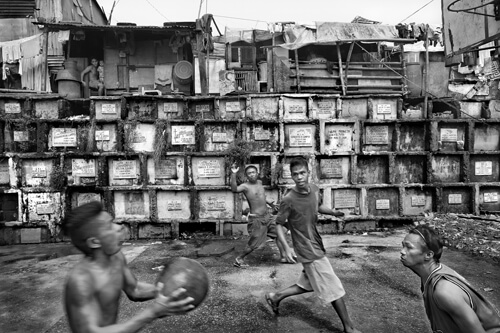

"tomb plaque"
[113,160,137,179]
[484,192,498,203]
[101,103,116,114]
[448,194,462,204]
[198,160,221,178]
[207,196,226,210]
[475,161,493,176]
[440,128,458,142]
[156,159,178,179]
[320,159,343,178]
[376,199,390,210]
[377,104,392,114]
[95,130,110,141]
[196,104,210,112]
[52,128,77,147]
[72,159,96,177]
[37,203,54,215]
[326,127,352,151]
[254,127,271,141]
[167,200,182,211]
[163,102,178,113]
[286,101,306,113]
[14,131,29,142]
[5,102,21,114]
[317,101,334,114]
[32,165,47,178]
[172,126,195,145]
[124,193,145,215]
[366,126,389,144]
[225,101,240,112]
[334,190,357,208]
[289,127,312,147]
[212,132,228,143]
[411,195,426,206]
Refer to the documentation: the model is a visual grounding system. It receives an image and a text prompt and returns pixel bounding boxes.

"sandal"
[265,293,279,314]
[233,258,249,268]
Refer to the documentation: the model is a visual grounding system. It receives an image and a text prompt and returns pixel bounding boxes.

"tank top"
[422,264,500,333]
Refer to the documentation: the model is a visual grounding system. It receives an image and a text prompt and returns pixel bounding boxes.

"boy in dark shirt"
[265,156,361,333]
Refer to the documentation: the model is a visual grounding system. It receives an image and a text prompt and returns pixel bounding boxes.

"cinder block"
[20,228,42,243]
[114,191,150,219]
[282,96,308,120]
[343,220,376,232]
[248,96,279,120]
[138,223,171,239]
[284,123,316,153]
[231,223,249,236]
[192,157,226,186]
[201,123,237,152]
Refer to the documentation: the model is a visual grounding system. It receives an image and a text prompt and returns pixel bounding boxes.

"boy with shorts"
[265,157,361,333]
[231,164,288,267]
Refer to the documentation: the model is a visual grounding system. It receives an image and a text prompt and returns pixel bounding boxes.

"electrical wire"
[145,0,171,22]
[399,0,435,23]
[213,14,267,23]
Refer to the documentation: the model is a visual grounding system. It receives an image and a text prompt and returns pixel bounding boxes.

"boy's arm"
[434,280,486,333]
[276,224,295,263]
[120,253,156,301]
[318,204,344,217]
[230,166,246,193]
[66,273,193,333]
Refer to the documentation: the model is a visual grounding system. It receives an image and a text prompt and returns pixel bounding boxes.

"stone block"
[21,228,42,243]
[231,223,249,236]
[343,220,377,232]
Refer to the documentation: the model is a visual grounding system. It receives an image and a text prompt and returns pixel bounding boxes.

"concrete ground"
[1,229,500,333]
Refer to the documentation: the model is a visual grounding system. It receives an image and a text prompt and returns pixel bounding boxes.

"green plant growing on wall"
[123,120,139,154]
[270,162,283,186]
[78,119,96,153]
[225,138,253,167]
[50,164,67,191]
[153,119,169,165]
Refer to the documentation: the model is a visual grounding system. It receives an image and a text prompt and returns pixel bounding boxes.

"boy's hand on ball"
[153,284,195,317]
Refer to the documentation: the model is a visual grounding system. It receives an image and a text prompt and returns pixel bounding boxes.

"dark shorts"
[247,212,277,250]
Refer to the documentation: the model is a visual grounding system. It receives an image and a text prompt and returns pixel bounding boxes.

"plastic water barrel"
[173,61,193,85]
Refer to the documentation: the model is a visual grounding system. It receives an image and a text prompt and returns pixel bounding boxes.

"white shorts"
[297,256,346,303]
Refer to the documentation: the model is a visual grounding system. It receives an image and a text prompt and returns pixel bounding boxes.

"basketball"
[156,257,210,310]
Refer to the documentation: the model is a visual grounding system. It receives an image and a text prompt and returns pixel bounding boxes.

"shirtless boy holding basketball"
[63,201,194,333]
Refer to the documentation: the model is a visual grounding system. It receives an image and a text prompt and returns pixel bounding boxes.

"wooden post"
[336,43,346,95]
[294,49,301,93]
[41,29,49,92]
[423,24,429,119]
[344,42,355,88]
[271,34,276,92]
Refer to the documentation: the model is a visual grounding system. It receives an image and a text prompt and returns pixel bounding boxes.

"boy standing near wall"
[265,156,361,333]
[231,164,289,267]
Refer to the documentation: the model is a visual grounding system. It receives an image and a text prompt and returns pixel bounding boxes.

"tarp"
[279,22,402,50]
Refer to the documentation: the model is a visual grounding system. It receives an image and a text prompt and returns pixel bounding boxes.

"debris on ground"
[417,213,500,263]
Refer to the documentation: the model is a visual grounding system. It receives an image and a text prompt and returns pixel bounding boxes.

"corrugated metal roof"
[0,0,36,18]
[40,21,197,32]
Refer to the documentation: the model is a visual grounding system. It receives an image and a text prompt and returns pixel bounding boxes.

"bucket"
[173,61,193,85]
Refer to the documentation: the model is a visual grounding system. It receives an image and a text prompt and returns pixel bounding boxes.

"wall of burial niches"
[0,92,497,244]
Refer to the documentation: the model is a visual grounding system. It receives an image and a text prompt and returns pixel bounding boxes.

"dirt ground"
[1,226,499,333]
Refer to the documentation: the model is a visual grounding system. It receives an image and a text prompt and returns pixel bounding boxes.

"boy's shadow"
[258,300,343,332]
